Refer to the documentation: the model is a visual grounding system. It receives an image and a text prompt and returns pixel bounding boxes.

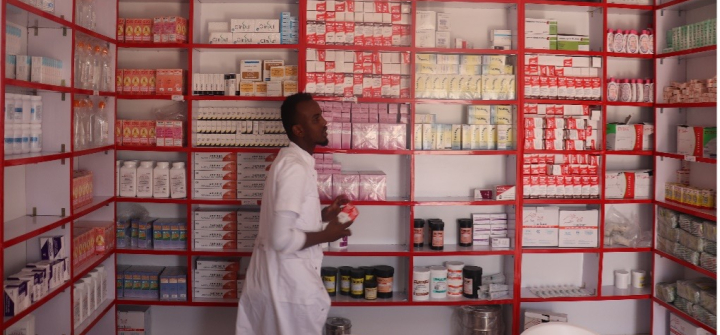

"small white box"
[416,11,436,30]
[605,170,652,199]
[194,230,236,240]
[231,19,256,33]
[196,258,240,271]
[558,209,598,248]
[524,310,568,330]
[208,22,230,33]
[437,13,451,31]
[209,32,232,44]
[491,30,512,47]
[255,19,279,32]
[491,237,511,248]
[416,30,436,48]
[435,32,451,49]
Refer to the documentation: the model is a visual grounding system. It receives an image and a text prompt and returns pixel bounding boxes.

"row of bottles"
[74,37,113,91]
[117,160,186,199]
[73,98,110,150]
[76,0,97,31]
[4,93,43,155]
[4,93,42,124]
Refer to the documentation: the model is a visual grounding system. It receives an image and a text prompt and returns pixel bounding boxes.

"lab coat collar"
[287,142,316,168]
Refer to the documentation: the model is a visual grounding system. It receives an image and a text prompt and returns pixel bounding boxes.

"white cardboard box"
[670,312,713,335]
[606,123,654,151]
[558,209,598,248]
[605,170,652,199]
[118,306,151,335]
[522,206,559,247]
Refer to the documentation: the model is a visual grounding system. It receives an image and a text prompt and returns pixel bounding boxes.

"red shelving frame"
[653,297,717,333]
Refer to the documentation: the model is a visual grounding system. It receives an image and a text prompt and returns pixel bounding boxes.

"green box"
[557,35,590,51]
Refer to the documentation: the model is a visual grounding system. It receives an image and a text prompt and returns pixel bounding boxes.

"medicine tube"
[321,267,338,296]
[338,266,352,296]
[457,219,473,247]
[429,220,445,250]
[413,219,425,248]
[350,268,364,299]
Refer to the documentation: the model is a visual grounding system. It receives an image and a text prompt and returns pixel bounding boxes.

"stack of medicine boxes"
[194,207,260,250]
[522,206,599,247]
[472,213,509,247]
[194,257,243,300]
[194,153,239,200]
[237,152,274,200]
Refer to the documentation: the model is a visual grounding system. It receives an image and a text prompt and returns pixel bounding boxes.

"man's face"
[295,100,329,146]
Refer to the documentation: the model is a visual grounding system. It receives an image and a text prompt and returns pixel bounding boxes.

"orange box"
[155,69,166,94]
[122,69,132,93]
[157,69,184,95]
[116,69,123,93]
[141,19,153,42]
[140,69,152,95]
[133,19,144,42]
[124,19,135,42]
[165,17,188,43]
[153,17,164,43]
[130,70,141,94]
[148,70,156,95]
[138,120,156,146]
[117,18,125,42]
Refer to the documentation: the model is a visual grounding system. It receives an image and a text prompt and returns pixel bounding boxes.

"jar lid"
[350,267,365,278]
[414,219,425,228]
[338,266,353,275]
[359,266,375,276]
[364,278,378,287]
[463,266,483,276]
[321,267,337,277]
[373,265,394,277]
[430,221,445,229]
[413,266,430,274]
[457,218,473,228]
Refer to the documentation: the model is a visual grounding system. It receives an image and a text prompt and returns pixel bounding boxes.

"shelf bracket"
[61,93,66,101]
[32,207,37,217]
[61,208,66,217]
[660,59,664,65]
[661,9,664,16]
[660,108,664,114]
[61,144,66,153]
[62,27,67,37]
[104,150,109,155]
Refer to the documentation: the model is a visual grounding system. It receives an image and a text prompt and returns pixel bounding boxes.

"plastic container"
[5,93,15,124]
[136,161,154,198]
[364,278,377,300]
[626,30,639,53]
[170,162,186,199]
[458,219,473,247]
[613,30,625,53]
[430,265,448,299]
[445,261,465,298]
[21,95,31,123]
[29,124,41,153]
[338,266,353,296]
[321,267,338,296]
[120,161,138,197]
[116,160,123,196]
[429,220,445,251]
[463,266,483,299]
[153,162,170,198]
[29,96,42,124]
[607,29,614,53]
[412,266,431,301]
[639,30,651,54]
[374,265,394,299]
[4,125,13,155]
[350,267,365,299]
[12,124,22,154]
[414,219,425,248]
[620,79,632,102]
[13,94,23,124]
[607,78,619,102]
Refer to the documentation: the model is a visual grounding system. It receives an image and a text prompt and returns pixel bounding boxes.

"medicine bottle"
[153,162,170,198]
[12,124,22,155]
[21,95,31,123]
[29,96,42,123]
[136,161,154,198]
[4,125,13,155]
[12,94,22,123]
[374,265,394,299]
[412,266,430,301]
[457,219,473,247]
[462,266,483,299]
[360,266,375,282]
[429,220,445,250]
[445,261,464,298]
[363,278,377,300]
[321,267,338,296]
[338,266,353,296]
[120,161,138,197]
[29,124,41,153]
[170,162,187,199]
[4,93,15,124]
[350,268,365,299]
[116,160,123,196]
[413,219,425,248]
[429,265,448,299]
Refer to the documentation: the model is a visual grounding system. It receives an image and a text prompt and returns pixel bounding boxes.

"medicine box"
[194,288,238,299]
[525,18,558,35]
[557,35,590,51]
[558,209,598,248]
[194,278,238,289]
[194,230,236,240]
[193,189,236,199]
[677,126,717,158]
[670,312,713,335]
[194,239,237,250]
[525,35,557,50]
[606,124,654,151]
[195,152,235,162]
[194,210,237,222]
[194,180,237,190]
[524,309,568,330]
[118,306,151,335]
[193,270,238,281]
[491,237,511,248]
[195,221,237,231]
[196,257,240,272]
[605,170,652,199]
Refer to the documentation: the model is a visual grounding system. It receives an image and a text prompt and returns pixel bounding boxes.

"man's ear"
[292,124,303,138]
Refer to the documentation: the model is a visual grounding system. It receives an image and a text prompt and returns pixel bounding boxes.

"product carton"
[524,309,568,330]
[525,35,557,50]
[606,123,654,151]
[677,126,717,158]
[605,170,652,199]
[117,306,151,335]
[557,35,590,51]
[525,18,558,35]
[194,239,237,250]
[196,258,240,272]
[670,312,713,335]
[521,207,559,247]
[558,209,598,247]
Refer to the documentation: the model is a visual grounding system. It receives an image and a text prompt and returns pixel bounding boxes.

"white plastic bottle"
[634,79,643,102]
[620,79,632,102]
[12,124,22,154]
[646,79,654,102]
[20,124,30,153]
[169,162,186,199]
[607,29,614,53]
[93,101,109,146]
[4,125,13,155]
[13,94,23,123]
[5,93,15,124]
[30,96,42,124]
[21,95,31,123]
[136,161,154,198]
[639,30,651,54]
[153,162,170,198]
[115,160,122,196]
[119,161,138,197]
[607,78,619,102]
[613,29,625,53]
[626,30,639,54]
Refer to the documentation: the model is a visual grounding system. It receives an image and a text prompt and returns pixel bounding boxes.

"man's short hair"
[281,93,315,138]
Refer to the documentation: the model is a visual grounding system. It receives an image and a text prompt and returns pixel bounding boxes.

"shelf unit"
[0,0,716,334]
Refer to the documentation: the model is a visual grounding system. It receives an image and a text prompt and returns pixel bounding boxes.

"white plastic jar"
[29,124,42,152]
[20,124,30,153]
[429,265,448,299]
[13,94,23,123]
[4,124,13,155]
[136,161,154,198]
[170,162,186,199]
[412,266,431,301]
[5,93,15,123]
[29,96,42,123]
[21,95,31,123]
[12,124,22,154]
[119,161,138,197]
[116,160,123,196]
[153,162,170,198]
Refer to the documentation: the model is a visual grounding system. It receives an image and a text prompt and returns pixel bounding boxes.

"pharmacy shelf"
[413,198,515,206]
[414,48,517,55]
[602,246,652,252]
[323,244,410,256]
[116,197,188,204]
[605,52,654,59]
[655,200,717,221]
[3,280,71,330]
[3,214,70,247]
[600,286,651,300]
[604,198,654,204]
[523,150,603,155]
[523,198,603,205]
[604,101,654,107]
[73,248,115,280]
[191,199,260,206]
[116,94,187,100]
[413,244,514,256]
[192,248,253,257]
[520,288,597,303]
[322,198,413,206]
[524,49,603,57]
[413,150,517,156]
[655,102,717,108]
[653,297,717,333]
[657,46,717,60]
[605,2,654,11]
[5,79,73,94]
[524,99,602,105]
[192,147,283,153]
[119,43,188,49]
[73,145,115,157]
[411,297,513,306]
[73,196,114,218]
[331,292,409,306]
[116,146,188,152]
[522,247,600,254]
[4,151,71,167]
[74,25,116,44]
[654,249,717,279]
[74,299,115,335]
[415,99,517,105]
[6,0,74,29]
[74,88,116,97]
[193,44,300,51]
[189,96,285,101]
[606,150,654,156]
[116,299,190,306]
[189,299,238,307]
[656,151,717,164]
[314,97,414,104]
[116,248,187,255]
[314,148,412,155]
[309,45,411,52]
[656,0,716,11]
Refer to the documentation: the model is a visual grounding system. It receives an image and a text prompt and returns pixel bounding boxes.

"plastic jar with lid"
[363,278,377,300]
[360,266,375,282]
[29,124,41,153]
[29,96,42,123]
[21,95,31,123]
[170,162,187,199]
[457,219,473,247]
[12,94,23,123]
[153,162,170,198]
[607,29,614,53]
[620,79,633,102]
[12,124,22,154]
[429,220,445,250]
[445,261,465,298]
[429,265,448,299]
[626,30,639,54]
[321,267,338,296]
[338,266,353,296]
[607,78,619,102]
[374,265,394,299]
[4,93,15,124]
[462,266,483,299]
[412,266,431,301]
[350,268,365,299]
[413,219,425,248]
[4,125,13,155]
[120,161,138,197]
[136,161,154,198]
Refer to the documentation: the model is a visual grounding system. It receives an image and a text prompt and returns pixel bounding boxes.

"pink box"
[317,173,333,201]
[379,113,398,123]
[328,122,342,149]
[379,124,406,150]
[341,123,352,149]
[333,173,360,200]
[359,172,387,201]
[352,123,379,150]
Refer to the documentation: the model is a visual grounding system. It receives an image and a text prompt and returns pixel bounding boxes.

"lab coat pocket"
[277,258,318,304]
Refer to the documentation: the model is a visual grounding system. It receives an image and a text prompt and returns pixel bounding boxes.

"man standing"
[236,93,354,335]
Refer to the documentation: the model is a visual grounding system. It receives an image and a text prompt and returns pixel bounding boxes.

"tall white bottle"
[153,162,170,198]
[115,160,122,196]
[136,161,154,198]
[169,162,186,199]
[119,161,138,197]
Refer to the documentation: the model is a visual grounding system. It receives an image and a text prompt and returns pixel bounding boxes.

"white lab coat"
[236,143,330,335]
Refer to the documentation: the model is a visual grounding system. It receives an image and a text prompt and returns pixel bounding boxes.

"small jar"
[364,278,378,300]
[374,265,394,299]
[412,266,431,301]
[429,265,448,299]
[350,268,365,299]
[321,267,338,296]
[360,266,375,282]
[457,219,473,247]
[338,266,353,296]
[462,266,483,299]
[413,219,425,248]
[429,220,445,251]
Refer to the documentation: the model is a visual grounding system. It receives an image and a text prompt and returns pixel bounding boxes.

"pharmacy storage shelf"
[605,52,654,59]
[653,298,717,333]
[654,249,717,280]
[604,199,654,204]
[655,151,717,164]
[413,245,515,256]
[524,199,603,205]
[119,43,187,49]
[116,94,187,100]
[606,150,654,156]
[315,148,412,155]
[605,3,654,12]
[3,281,72,330]
[6,0,74,29]
[656,0,716,12]
[412,297,514,306]
[524,49,604,57]
[73,145,115,157]
[604,101,654,107]
[522,248,600,254]
[655,200,717,221]
[190,96,286,101]
[116,248,187,255]
[602,247,652,253]
[116,146,189,152]
[598,286,652,300]
[73,196,114,218]
[331,293,409,306]
[323,244,410,256]
[192,44,300,51]
[5,79,73,94]
[74,300,115,335]
[116,197,188,204]
[655,102,718,108]
[116,299,191,306]
[3,215,71,247]
[415,99,518,105]
[4,152,72,167]
[414,48,517,55]
[73,248,115,280]
[413,150,517,156]
[73,88,116,97]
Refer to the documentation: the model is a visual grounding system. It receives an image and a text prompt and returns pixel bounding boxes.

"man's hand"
[321,194,350,222]
[303,216,354,249]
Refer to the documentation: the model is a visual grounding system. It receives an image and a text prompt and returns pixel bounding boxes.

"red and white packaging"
[338,203,360,223]
[605,170,652,199]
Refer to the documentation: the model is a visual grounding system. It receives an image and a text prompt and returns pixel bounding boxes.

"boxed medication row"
[677,126,716,158]
[117,69,185,95]
[195,120,285,135]
[118,17,188,43]
[72,170,93,209]
[522,104,595,116]
[665,18,716,53]
[523,175,600,199]
[116,266,187,301]
[414,123,513,151]
[306,73,411,98]
[415,74,516,100]
[195,107,280,121]
[605,170,652,199]
[522,207,598,247]
[194,133,289,148]
[606,123,654,151]
[307,22,411,46]
[74,265,108,327]
[117,306,150,335]
[316,171,387,201]
[194,209,261,222]
[664,78,717,104]
[5,257,70,316]
[524,76,601,101]
[208,13,298,44]
[665,183,716,209]
[116,120,184,147]
[117,219,187,250]
[324,122,407,150]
